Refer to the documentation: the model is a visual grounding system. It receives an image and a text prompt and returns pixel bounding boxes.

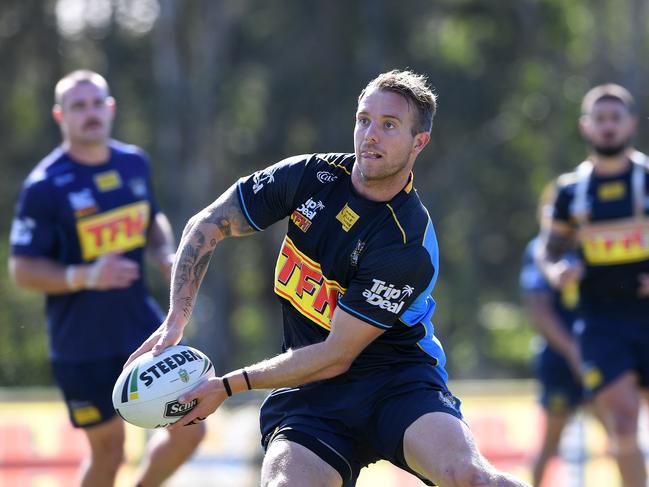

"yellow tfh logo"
[76,201,150,261]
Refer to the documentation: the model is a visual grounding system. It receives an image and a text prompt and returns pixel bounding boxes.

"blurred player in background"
[520,183,583,486]
[128,69,529,487]
[537,84,649,487]
[9,70,205,487]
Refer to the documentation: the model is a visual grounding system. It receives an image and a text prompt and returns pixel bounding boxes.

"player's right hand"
[89,253,140,290]
[123,319,184,368]
[546,259,583,289]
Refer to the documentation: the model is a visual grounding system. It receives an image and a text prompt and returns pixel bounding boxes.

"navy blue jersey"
[553,157,649,310]
[237,153,446,377]
[10,140,164,361]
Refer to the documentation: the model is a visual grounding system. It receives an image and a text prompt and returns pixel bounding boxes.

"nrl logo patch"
[129,178,147,198]
[438,391,458,410]
[350,240,366,268]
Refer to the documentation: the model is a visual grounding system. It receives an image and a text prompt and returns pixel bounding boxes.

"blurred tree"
[2,0,649,385]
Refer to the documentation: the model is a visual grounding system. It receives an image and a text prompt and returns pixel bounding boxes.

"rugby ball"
[112,345,215,428]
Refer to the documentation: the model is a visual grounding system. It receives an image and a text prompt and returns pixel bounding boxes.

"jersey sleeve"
[236,155,311,230]
[337,245,436,330]
[519,242,551,294]
[553,183,574,224]
[10,179,58,258]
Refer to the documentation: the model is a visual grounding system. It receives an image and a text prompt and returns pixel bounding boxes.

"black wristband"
[222,377,233,397]
[242,369,252,390]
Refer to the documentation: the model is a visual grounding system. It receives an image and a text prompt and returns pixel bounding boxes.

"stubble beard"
[590,135,632,157]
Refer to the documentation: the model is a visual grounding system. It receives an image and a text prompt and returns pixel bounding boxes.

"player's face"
[55,81,115,146]
[354,88,428,183]
[580,99,636,156]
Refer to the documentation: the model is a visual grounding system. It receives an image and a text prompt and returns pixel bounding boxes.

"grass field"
[0,380,641,487]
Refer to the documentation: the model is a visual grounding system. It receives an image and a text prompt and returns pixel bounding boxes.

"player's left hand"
[168,376,229,430]
[123,317,185,368]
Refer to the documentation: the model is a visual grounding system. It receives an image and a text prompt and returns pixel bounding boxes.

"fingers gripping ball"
[112,345,215,428]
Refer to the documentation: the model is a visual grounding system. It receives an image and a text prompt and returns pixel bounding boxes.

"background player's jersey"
[10,140,164,361]
[554,155,649,311]
[237,153,447,378]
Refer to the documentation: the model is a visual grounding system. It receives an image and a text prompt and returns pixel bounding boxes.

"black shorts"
[535,348,583,414]
[577,310,649,395]
[260,362,462,486]
[52,356,127,428]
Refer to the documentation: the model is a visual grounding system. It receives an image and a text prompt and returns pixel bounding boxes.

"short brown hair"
[358,69,437,135]
[581,83,635,115]
[54,70,110,106]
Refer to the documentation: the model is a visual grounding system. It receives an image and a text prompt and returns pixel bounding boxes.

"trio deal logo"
[362,279,414,314]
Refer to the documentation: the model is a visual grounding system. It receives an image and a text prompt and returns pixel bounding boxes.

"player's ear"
[52,104,63,124]
[412,131,430,155]
[578,114,590,138]
[106,96,116,110]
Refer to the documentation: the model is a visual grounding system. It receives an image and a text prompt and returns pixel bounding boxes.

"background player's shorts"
[535,348,583,414]
[52,355,127,428]
[577,309,649,395]
[260,362,462,487]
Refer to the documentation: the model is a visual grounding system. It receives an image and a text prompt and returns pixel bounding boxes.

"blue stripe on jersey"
[400,218,445,365]
[237,182,263,231]
[336,301,394,330]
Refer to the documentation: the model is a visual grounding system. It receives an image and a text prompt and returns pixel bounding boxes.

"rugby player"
[129,69,530,487]
[537,84,649,487]
[9,70,205,487]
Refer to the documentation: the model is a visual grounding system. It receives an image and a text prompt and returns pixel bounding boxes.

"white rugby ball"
[112,345,215,428]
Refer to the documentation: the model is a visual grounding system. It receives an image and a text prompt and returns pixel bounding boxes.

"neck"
[63,140,110,165]
[590,150,632,176]
[351,166,412,202]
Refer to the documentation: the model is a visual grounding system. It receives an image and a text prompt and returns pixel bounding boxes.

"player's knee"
[434,461,490,487]
[89,437,124,471]
[178,421,207,447]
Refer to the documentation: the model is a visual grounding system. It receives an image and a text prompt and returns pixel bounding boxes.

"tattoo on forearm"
[204,187,254,238]
[171,185,254,319]
[545,232,575,261]
[173,227,218,291]
[181,296,193,321]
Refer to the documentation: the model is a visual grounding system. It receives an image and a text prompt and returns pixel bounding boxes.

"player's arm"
[125,183,255,364]
[523,291,580,376]
[146,212,176,281]
[10,256,86,294]
[169,183,254,322]
[9,254,140,294]
[536,221,582,288]
[168,307,385,429]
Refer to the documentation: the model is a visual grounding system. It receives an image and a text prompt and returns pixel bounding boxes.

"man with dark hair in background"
[538,83,649,487]
[128,69,530,487]
[9,70,205,487]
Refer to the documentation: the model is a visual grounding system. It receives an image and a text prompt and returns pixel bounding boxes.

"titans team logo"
[252,167,279,194]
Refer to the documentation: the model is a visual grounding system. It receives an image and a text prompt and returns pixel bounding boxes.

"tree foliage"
[2,0,648,384]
